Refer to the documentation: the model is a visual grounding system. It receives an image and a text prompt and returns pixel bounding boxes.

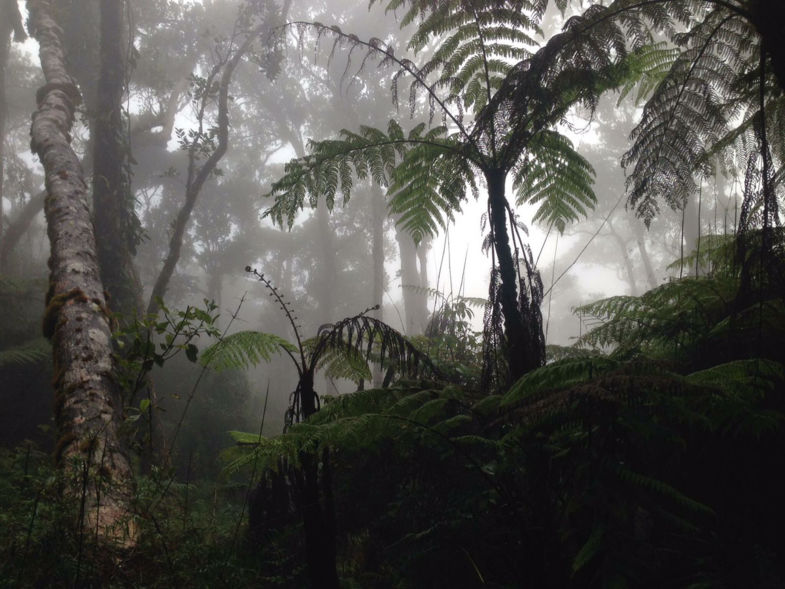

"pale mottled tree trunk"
[29,0,135,546]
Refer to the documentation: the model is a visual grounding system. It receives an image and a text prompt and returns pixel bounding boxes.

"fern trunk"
[486,169,537,382]
[754,5,785,91]
[298,450,340,589]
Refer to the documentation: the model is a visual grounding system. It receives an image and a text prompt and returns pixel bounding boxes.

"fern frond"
[622,8,763,224]
[265,122,467,243]
[575,276,738,358]
[513,130,596,232]
[313,340,373,383]
[0,338,50,369]
[687,359,784,397]
[617,42,680,106]
[312,312,438,380]
[503,356,619,405]
[200,330,296,371]
[387,129,474,243]
[616,466,715,517]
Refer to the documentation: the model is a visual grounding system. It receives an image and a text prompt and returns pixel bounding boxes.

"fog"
[4,0,785,585]
[0,0,746,455]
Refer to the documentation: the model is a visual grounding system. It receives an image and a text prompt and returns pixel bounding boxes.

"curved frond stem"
[757,41,776,247]
[247,267,307,371]
[467,0,498,159]
[284,21,477,150]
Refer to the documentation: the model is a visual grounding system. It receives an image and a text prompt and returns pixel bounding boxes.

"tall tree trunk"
[682,196,700,261]
[371,186,385,318]
[147,29,259,315]
[29,0,135,546]
[635,225,658,290]
[607,219,637,295]
[396,229,429,334]
[93,0,143,323]
[0,0,22,249]
[315,196,337,321]
[486,168,543,382]
[0,190,45,272]
[0,14,7,249]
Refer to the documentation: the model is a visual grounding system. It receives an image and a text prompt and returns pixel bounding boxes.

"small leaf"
[185,343,199,363]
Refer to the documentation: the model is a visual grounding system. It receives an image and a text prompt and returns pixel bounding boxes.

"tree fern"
[268,1,646,383]
[205,268,438,425]
[615,0,785,232]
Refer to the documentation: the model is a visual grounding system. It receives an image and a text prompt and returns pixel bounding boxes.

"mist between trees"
[1,0,784,586]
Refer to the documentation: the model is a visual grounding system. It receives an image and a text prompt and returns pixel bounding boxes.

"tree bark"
[93,0,143,323]
[751,1,785,92]
[29,0,135,546]
[315,196,337,321]
[371,185,386,387]
[635,226,658,290]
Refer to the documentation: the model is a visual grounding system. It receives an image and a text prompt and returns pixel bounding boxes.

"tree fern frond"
[503,356,619,405]
[616,466,715,517]
[388,131,475,243]
[0,338,50,369]
[201,330,296,371]
[617,41,680,106]
[313,341,373,383]
[311,311,438,379]
[265,122,467,243]
[622,8,763,225]
[513,130,596,232]
[575,276,738,357]
[687,359,784,397]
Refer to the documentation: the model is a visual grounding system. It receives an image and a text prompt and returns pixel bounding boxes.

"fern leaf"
[513,130,597,233]
[201,330,296,371]
[503,357,619,406]
[571,525,604,575]
[0,338,50,369]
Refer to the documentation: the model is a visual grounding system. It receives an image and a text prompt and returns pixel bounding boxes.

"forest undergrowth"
[2,232,785,588]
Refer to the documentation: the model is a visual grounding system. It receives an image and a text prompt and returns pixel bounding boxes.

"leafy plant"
[266,1,652,383]
[203,267,437,424]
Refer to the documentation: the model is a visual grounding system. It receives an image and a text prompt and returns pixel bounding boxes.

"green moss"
[42,287,88,339]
